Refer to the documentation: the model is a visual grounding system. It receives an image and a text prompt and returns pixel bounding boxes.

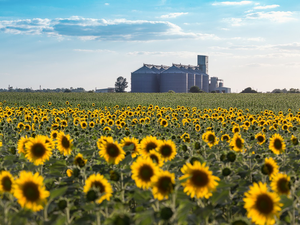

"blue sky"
[0,0,300,92]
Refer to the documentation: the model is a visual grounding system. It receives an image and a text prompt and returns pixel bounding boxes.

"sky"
[0,0,300,93]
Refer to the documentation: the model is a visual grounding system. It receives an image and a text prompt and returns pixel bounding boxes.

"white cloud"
[212,1,253,6]
[104,3,109,6]
[160,12,188,19]
[246,11,296,23]
[223,18,243,26]
[254,5,280,10]
[0,16,220,41]
[74,49,116,53]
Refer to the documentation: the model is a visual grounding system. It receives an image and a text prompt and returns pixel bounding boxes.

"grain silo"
[160,65,188,93]
[209,77,218,92]
[131,64,160,93]
[202,73,209,93]
[197,55,208,74]
[192,67,203,90]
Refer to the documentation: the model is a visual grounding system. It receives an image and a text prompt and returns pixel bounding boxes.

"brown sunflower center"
[52,133,58,139]
[1,176,12,192]
[160,145,172,157]
[274,139,282,150]
[277,178,290,194]
[75,157,85,167]
[92,181,105,193]
[191,170,209,187]
[31,143,46,157]
[139,165,154,181]
[146,142,157,153]
[208,134,215,143]
[255,194,274,215]
[235,138,243,149]
[265,163,274,175]
[157,176,173,193]
[61,136,70,149]
[222,136,229,141]
[257,135,264,143]
[150,154,159,164]
[234,128,239,133]
[23,181,40,202]
[106,143,120,157]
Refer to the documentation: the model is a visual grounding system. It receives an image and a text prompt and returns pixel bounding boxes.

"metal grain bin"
[180,66,195,91]
[131,65,160,93]
[202,73,209,93]
[160,65,188,93]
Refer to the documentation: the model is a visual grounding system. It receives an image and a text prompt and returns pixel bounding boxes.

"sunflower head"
[13,171,50,212]
[271,173,291,196]
[83,174,113,204]
[74,153,87,167]
[0,171,14,193]
[139,136,161,156]
[56,132,73,156]
[131,157,159,189]
[179,161,220,199]
[25,135,52,166]
[151,170,175,200]
[157,140,177,162]
[230,133,245,152]
[269,133,286,154]
[243,182,282,225]
[98,137,125,165]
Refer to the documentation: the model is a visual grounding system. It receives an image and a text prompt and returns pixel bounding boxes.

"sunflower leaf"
[50,186,68,200]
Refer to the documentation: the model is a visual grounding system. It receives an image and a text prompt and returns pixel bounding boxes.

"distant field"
[1,92,300,112]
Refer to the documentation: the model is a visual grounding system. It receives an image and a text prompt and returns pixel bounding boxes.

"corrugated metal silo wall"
[195,74,203,90]
[203,75,209,93]
[160,73,188,93]
[188,74,195,91]
[131,72,160,93]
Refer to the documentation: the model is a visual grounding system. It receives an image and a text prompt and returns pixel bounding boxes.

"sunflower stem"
[43,201,49,221]
[121,172,125,203]
[96,211,101,225]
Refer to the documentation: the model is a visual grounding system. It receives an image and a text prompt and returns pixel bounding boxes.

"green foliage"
[189,86,203,93]
[240,87,257,93]
[115,76,128,92]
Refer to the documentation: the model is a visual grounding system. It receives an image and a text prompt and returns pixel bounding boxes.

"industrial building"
[131,55,231,93]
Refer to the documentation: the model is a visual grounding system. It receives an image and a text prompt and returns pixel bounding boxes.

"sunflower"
[151,170,175,200]
[160,118,168,127]
[255,133,266,145]
[66,169,73,177]
[180,132,190,143]
[194,124,201,132]
[269,134,285,154]
[243,182,282,225]
[98,137,125,165]
[89,121,95,128]
[83,174,113,204]
[13,171,50,212]
[139,136,161,156]
[156,140,177,162]
[271,173,290,196]
[131,157,159,189]
[56,132,73,156]
[25,135,52,166]
[221,134,231,143]
[230,133,245,152]
[179,161,220,199]
[232,125,240,133]
[120,137,140,158]
[202,131,219,148]
[261,158,279,180]
[0,171,14,194]
[17,136,31,154]
[50,130,59,140]
[290,135,298,145]
[80,121,88,129]
[74,153,88,167]
[146,150,164,167]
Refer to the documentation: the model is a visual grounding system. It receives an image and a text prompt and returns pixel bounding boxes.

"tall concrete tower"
[197,55,208,74]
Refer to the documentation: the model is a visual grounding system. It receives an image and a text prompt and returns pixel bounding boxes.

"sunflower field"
[0,92,300,225]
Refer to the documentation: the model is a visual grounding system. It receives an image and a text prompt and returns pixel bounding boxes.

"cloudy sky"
[0,0,299,92]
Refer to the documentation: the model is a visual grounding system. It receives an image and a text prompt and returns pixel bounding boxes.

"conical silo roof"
[161,65,186,74]
[132,65,157,74]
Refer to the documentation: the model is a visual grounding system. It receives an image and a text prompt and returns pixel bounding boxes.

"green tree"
[240,87,257,93]
[189,86,203,93]
[115,76,128,93]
